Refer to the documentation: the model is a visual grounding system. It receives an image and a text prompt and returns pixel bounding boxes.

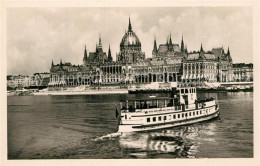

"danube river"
[8,92,253,159]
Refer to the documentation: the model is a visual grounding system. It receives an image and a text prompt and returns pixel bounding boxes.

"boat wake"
[92,132,121,141]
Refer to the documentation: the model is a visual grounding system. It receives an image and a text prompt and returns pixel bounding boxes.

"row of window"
[178,88,196,94]
[146,109,211,123]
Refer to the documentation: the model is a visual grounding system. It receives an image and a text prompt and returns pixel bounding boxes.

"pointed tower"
[181,34,185,53]
[169,34,172,45]
[83,45,88,65]
[128,16,132,32]
[168,33,173,51]
[97,34,103,52]
[108,44,113,62]
[59,59,63,69]
[51,59,54,67]
[200,43,204,53]
[226,46,232,62]
[152,35,158,58]
[199,43,205,59]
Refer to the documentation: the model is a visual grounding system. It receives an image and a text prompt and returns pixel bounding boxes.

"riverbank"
[128,87,253,94]
[33,89,128,95]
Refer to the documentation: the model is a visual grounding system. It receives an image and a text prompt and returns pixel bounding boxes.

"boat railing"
[185,104,196,110]
[121,105,184,114]
[120,100,216,113]
[203,100,216,107]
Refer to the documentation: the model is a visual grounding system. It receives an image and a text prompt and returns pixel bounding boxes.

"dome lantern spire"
[128,16,132,31]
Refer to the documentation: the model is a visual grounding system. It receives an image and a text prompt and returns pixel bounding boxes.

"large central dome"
[117,17,145,64]
[120,18,141,50]
[121,31,140,45]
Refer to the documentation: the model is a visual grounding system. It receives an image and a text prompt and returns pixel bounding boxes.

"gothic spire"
[227,46,230,55]
[169,33,172,45]
[181,34,185,52]
[83,45,88,64]
[51,59,54,67]
[128,16,132,31]
[108,44,113,62]
[99,34,102,46]
[200,43,204,53]
[153,35,157,53]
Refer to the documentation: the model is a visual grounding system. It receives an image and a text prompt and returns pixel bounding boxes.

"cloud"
[7,7,252,75]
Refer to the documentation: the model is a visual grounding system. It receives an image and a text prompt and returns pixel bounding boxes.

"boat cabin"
[120,97,175,112]
[173,87,197,105]
[120,87,198,112]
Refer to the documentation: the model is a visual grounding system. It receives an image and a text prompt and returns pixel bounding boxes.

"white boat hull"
[118,108,219,132]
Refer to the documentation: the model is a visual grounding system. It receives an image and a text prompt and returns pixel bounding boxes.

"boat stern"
[118,124,138,132]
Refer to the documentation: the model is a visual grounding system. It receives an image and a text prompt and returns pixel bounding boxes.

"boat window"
[158,100,165,108]
[182,113,184,118]
[173,115,176,119]
[200,110,202,114]
[181,89,184,93]
[193,112,195,116]
[136,101,141,109]
[197,111,199,115]
[178,114,180,118]
[153,117,156,122]
[147,118,150,122]
[189,112,191,116]
[146,100,153,108]
[190,89,192,93]
[164,116,167,120]
[169,115,171,120]
[125,115,127,119]
[158,116,162,121]
[185,89,188,93]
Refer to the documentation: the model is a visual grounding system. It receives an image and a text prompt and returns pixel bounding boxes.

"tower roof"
[200,43,204,52]
[120,17,141,47]
[169,34,172,45]
[128,16,132,32]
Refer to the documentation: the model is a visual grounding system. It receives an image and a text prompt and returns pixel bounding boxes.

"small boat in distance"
[116,87,219,132]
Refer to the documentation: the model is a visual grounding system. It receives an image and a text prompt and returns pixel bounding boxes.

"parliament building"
[48,17,234,88]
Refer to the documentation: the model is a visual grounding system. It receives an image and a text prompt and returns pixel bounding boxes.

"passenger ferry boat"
[116,87,219,132]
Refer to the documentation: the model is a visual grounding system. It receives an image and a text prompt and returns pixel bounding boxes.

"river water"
[7,92,253,159]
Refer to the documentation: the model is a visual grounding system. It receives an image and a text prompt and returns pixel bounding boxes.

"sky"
[7,7,253,75]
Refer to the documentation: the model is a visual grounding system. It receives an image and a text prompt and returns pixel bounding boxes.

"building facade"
[48,17,239,88]
[233,63,253,82]
[182,45,233,84]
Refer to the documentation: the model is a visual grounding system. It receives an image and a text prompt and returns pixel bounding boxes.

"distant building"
[152,34,187,60]
[48,17,242,88]
[182,45,233,84]
[33,72,51,87]
[49,60,95,87]
[233,63,253,82]
[87,36,108,64]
